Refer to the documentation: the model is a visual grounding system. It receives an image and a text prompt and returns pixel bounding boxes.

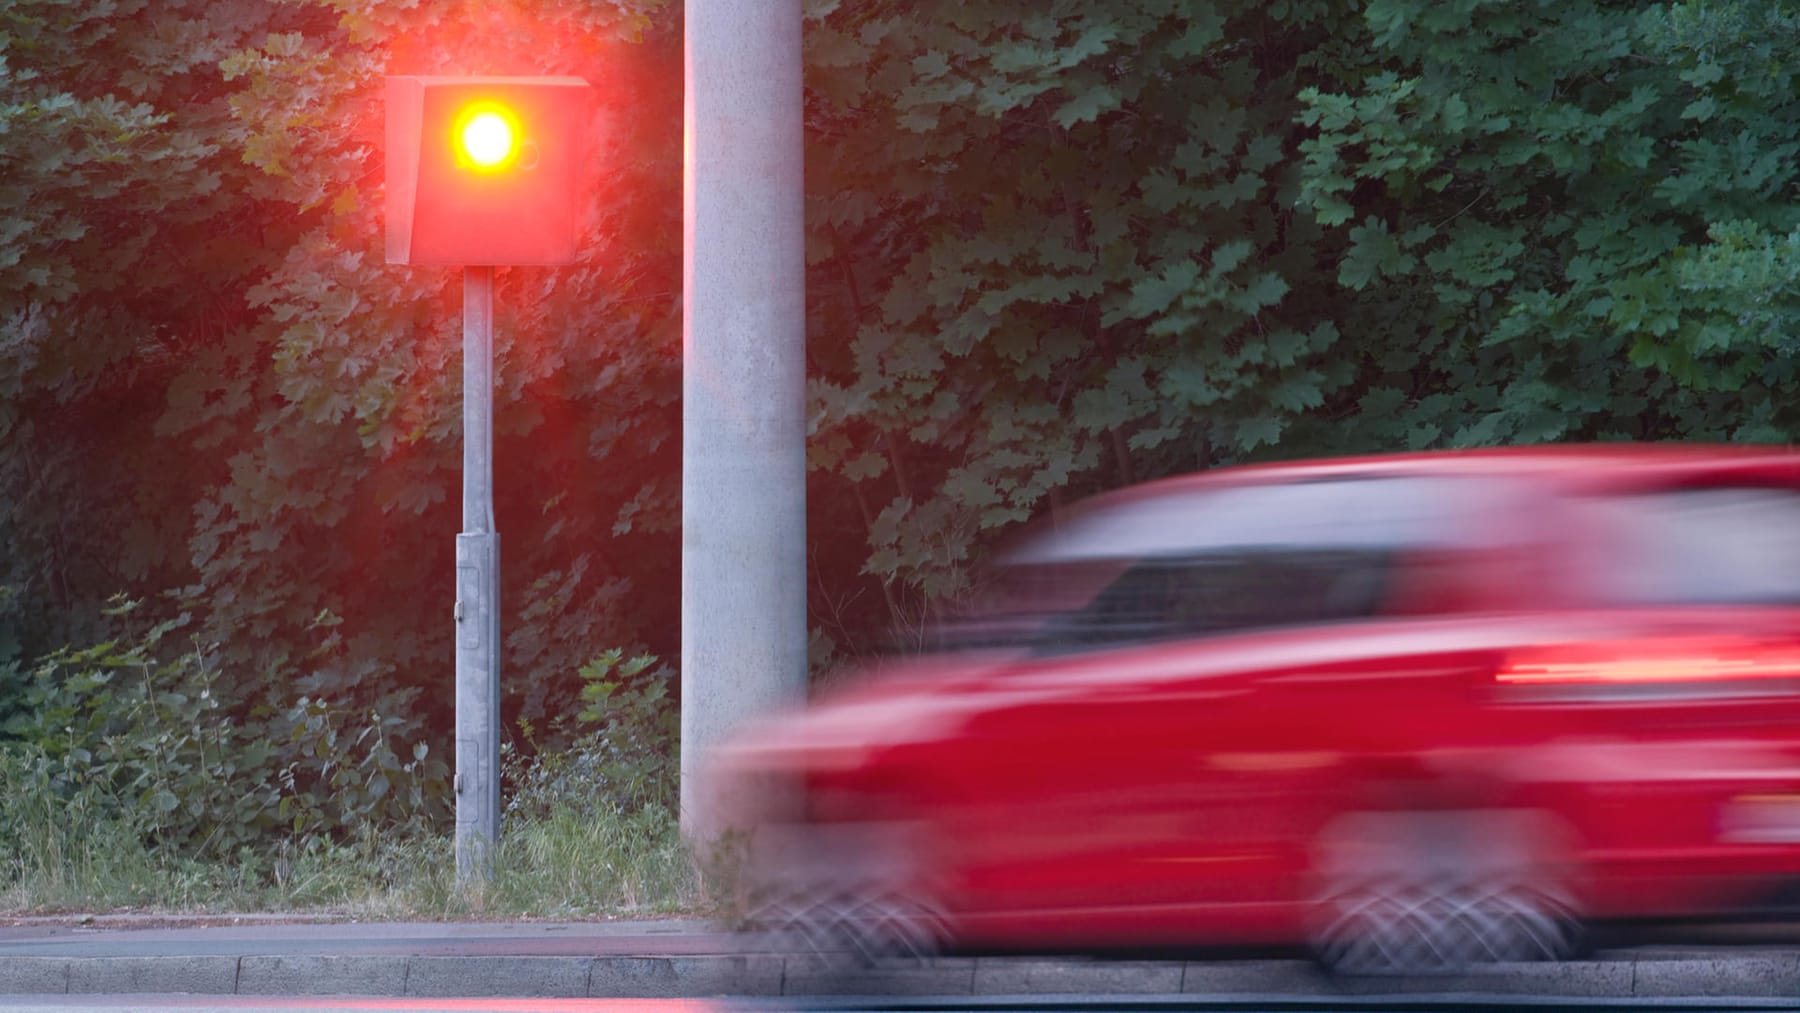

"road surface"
[0,993,1796,1012]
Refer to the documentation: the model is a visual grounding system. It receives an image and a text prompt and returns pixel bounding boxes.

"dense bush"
[0,597,451,856]
[1,601,281,858]
[505,650,678,822]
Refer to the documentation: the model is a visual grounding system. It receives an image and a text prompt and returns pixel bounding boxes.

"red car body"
[712,445,1800,966]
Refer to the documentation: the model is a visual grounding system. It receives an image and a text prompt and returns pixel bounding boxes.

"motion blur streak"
[713,446,1800,974]
[98,999,722,1011]
[1500,640,1800,685]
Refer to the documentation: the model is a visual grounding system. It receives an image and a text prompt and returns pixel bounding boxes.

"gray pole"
[681,0,807,839]
[456,264,502,882]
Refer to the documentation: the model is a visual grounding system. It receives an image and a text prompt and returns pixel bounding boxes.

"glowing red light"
[453,102,521,171]
[1498,637,1800,686]
[462,113,514,166]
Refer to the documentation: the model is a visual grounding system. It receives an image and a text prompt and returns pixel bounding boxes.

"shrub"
[0,605,279,858]
[505,650,678,823]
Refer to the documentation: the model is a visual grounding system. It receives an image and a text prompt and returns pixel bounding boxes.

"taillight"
[1498,637,1800,687]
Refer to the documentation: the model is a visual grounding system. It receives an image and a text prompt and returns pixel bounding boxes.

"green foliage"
[506,650,677,823]
[801,0,1800,649]
[0,743,163,909]
[804,0,1355,633]
[274,691,449,839]
[8,0,1800,893]
[0,621,685,913]
[0,597,445,862]
[0,739,291,912]
[5,0,683,901]
[179,0,684,742]
[0,741,692,916]
[0,0,304,662]
[478,804,690,916]
[0,603,277,858]
[1293,0,1800,450]
[2,0,684,793]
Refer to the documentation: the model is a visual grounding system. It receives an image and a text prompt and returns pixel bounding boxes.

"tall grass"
[0,643,695,919]
[0,734,260,913]
[0,804,695,918]
[0,743,696,919]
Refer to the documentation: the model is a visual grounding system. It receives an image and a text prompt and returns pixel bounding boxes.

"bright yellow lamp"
[453,103,521,171]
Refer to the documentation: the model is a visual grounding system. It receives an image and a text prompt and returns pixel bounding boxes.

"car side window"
[940,474,1508,657]
[1586,486,1800,605]
[1034,548,1394,654]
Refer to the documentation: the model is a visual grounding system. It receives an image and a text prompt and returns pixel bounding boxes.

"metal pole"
[456,264,502,883]
[681,0,808,840]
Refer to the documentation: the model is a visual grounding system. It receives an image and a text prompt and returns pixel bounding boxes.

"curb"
[0,953,1795,1000]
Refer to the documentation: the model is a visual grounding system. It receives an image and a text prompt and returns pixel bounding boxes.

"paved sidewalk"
[0,917,1795,1001]
[0,918,730,958]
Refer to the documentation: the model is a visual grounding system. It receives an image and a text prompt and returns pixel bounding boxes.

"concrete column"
[680,0,807,839]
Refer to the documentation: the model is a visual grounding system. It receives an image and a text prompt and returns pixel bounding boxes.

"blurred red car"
[711,445,1800,972]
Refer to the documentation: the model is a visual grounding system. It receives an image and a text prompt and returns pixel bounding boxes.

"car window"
[1005,476,1490,563]
[1588,486,1800,605]
[936,475,1506,655]
[1034,548,1394,653]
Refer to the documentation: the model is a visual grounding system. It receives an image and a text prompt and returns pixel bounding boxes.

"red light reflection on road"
[116,998,725,1012]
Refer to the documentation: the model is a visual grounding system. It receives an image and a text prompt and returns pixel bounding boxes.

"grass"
[0,676,705,921]
[0,800,699,920]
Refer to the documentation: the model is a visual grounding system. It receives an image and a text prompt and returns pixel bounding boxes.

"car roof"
[1110,443,1800,502]
[1004,444,1800,564]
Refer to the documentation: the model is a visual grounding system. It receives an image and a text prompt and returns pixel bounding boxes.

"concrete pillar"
[680,0,807,838]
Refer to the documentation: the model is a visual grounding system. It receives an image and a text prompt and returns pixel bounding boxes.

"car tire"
[743,821,945,967]
[1309,808,1582,975]
[752,884,945,966]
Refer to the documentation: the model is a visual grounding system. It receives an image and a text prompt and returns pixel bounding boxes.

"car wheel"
[743,821,946,967]
[752,885,945,965]
[1309,809,1582,975]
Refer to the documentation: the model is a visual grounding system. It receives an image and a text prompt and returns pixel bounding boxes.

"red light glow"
[454,102,521,171]
[1499,638,1800,685]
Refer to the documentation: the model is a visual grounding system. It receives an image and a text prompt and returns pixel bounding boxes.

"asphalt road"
[0,1000,724,1012]
[0,994,1797,1012]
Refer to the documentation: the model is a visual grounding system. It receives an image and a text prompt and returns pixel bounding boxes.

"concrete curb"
[0,953,1795,1000]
